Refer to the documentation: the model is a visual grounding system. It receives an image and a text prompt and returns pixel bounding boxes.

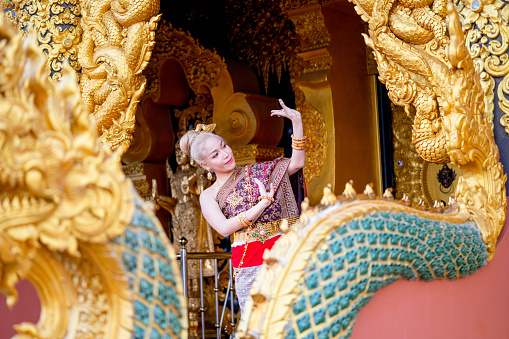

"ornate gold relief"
[391,104,426,205]
[174,94,214,138]
[0,17,132,257]
[232,144,285,166]
[0,14,133,334]
[290,7,330,51]
[453,0,503,133]
[348,0,506,258]
[122,163,155,202]
[78,0,160,154]
[144,20,226,101]
[4,0,82,81]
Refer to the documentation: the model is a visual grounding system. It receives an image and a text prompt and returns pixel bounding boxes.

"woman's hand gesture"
[270,99,301,122]
[253,178,274,206]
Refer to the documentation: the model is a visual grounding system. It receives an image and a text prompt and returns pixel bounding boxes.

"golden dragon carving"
[356,0,506,256]
[78,0,160,153]
[0,15,186,338]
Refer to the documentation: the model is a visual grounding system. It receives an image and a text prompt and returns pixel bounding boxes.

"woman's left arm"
[271,99,305,175]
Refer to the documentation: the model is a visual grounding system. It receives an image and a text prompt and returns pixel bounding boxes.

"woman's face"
[201,136,235,173]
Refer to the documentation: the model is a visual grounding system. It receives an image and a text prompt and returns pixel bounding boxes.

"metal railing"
[176,237,237,339]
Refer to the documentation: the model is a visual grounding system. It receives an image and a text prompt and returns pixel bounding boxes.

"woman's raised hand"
[270,99,301,122]
[253,178,274,199]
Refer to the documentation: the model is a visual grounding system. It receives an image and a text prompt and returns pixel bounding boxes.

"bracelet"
[291,135,306,150]
[291,135,306,142]
[236,212,252,228]
[257,195,275,203]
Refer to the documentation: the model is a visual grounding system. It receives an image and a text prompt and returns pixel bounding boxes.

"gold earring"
[207,171,213,181]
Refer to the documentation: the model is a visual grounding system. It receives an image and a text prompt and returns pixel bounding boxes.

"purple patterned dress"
[215,157,304,311]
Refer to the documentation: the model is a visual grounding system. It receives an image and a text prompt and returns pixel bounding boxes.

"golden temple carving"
[226,0,298,89]
[78,0,160,153]
[232,144,285,166]
[454,0,503,133]
[3,0,82,81]
[144,20,225,101]
[351,0,506,257]
[4,0,160,153]
[0,16,187,338]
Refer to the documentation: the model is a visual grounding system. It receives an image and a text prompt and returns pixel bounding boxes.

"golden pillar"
[284,1,383,203]
[283,3,335,205]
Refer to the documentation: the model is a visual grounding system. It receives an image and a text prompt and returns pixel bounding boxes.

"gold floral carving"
[454,0,503,133]
[144,20,226,100]
[122,162,146,177]
[391,104,426,205]
[78,0,160,154]
[290,8,330,51]
[232,144,285,166]
[131,179,151,198]
[348,0,506,258]
[294,88,327,184]
[174,94,214,138]
[4,0,82,81]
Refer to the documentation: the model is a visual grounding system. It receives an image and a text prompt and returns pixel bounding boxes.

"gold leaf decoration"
[4,0,82,81]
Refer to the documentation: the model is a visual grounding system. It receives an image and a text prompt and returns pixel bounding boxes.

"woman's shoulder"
[200,184,219,201]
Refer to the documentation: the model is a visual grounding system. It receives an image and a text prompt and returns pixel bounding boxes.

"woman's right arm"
[199,181,273,237]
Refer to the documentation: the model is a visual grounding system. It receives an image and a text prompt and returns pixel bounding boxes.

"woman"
[180,99,306,312]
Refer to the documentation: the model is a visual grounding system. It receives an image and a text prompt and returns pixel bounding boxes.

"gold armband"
[291,134,306,150]
[257,195,275,203]
[236,212,252,228]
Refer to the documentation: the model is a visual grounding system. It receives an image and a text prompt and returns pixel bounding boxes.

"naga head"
[0,16,132,304]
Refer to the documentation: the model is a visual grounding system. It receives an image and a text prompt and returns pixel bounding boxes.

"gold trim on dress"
[233,216,299,243]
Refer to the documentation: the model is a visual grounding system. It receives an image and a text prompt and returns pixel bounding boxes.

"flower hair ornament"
[189,123,217,146]
[195,123,216,133]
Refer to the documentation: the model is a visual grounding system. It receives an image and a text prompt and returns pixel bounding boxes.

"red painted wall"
[0,279,40,338]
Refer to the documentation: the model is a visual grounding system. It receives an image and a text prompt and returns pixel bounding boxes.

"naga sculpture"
[0,15,187,338]
[78,0,160,153]
[238,2,506,339]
